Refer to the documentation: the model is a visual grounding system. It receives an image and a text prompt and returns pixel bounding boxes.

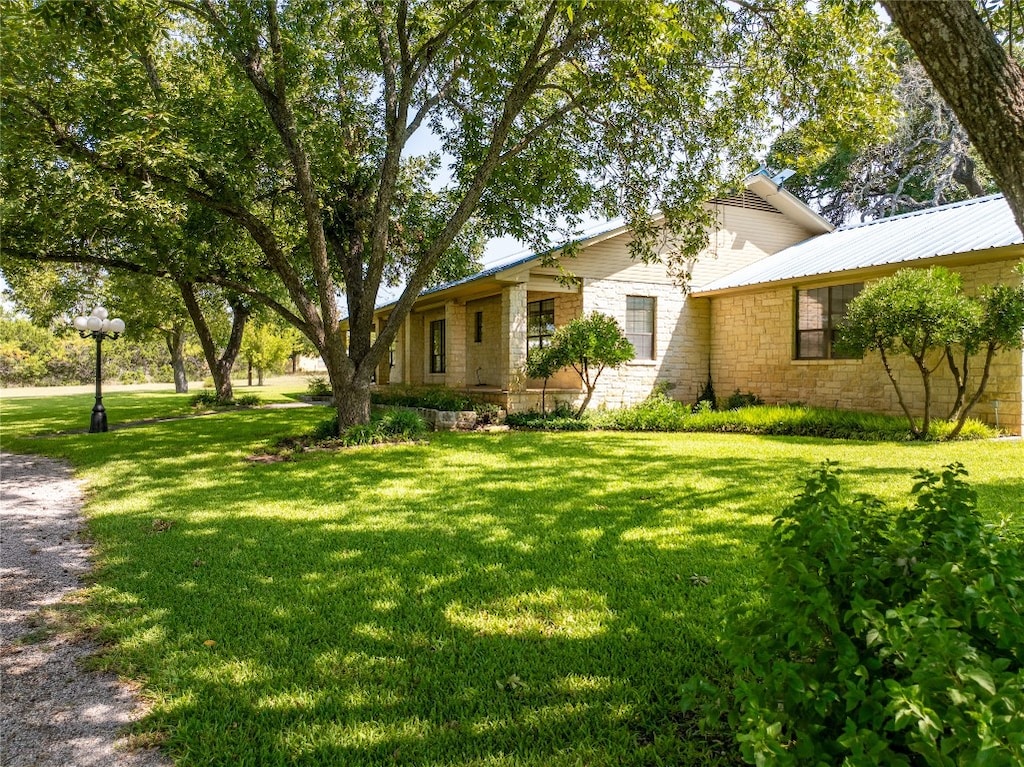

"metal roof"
[694,194,1022,294]
[373,217,629,311]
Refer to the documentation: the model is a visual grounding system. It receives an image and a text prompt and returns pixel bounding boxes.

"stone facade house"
[368,173,1024,435]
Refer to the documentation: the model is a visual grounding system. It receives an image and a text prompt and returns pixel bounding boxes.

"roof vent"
[771,169,796,186]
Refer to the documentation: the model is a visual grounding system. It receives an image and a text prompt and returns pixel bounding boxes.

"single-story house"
[366,171,1024,435]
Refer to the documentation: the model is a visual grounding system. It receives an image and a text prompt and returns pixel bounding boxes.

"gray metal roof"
[373,218,628,311]
[695,194,1022,294]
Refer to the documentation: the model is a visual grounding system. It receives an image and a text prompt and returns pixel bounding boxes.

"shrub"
[505,408,591,431]
[309,408,428,446]
[693,463,1024,766]
[190,391,261,409]
[723,389,763,410]
[372,385,474,412]
[591,391,689,431]
[306,376,331,397]
[190,390,222,408]
[693,373,718,412]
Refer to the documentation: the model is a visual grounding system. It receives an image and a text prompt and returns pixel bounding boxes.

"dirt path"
[1,453,171,767]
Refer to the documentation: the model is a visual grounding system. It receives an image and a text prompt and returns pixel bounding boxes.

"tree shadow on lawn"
[74,430,820,765]
[61,423,1022,765]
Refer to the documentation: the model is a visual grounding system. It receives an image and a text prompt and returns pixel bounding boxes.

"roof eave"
[744,172,834,235]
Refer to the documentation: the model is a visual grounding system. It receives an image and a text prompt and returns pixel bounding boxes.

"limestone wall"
[708,259,1024,435]
[569,277,709,410]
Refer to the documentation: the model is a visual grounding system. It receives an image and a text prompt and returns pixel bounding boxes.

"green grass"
[2,390,1022,766]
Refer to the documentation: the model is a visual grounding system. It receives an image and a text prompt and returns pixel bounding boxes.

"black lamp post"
[73,307,125,433]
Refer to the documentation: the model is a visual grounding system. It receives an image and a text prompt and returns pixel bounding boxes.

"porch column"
[500,282,528,392]
[445,300,467,389]
[401,311,413,382]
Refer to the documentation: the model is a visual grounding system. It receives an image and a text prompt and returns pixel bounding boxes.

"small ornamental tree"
[945,268,1024,438]
[837,267,974,439]
[524,344,563,415]
[547,312,634,418]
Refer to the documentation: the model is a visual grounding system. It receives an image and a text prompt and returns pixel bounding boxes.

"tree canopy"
[2,0,894,425]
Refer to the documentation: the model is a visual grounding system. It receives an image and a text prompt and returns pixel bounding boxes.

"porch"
[374,277,583,402]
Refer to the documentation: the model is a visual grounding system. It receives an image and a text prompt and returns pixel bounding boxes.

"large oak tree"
[882,0,1024,234]
[2,0,892,426]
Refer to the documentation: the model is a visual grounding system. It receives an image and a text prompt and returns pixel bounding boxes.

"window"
[430,319,446,373]
[795,283,862,359]
[474,311,484,343]
[626,296,655,359]
[527,298,555,350]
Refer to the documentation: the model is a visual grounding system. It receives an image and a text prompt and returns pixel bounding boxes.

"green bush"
[590,391,689,431]
[305,376,331,397]
[372,385,475,412]
[309,408,428,446]
[723,389,764,410]
[506,400,999,441]
[190,391,261,409]
[694,463,1024,766]
[190,390,222,408]
[505,407,591,431]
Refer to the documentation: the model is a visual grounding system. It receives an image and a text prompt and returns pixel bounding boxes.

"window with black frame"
[795,283,862,359]
[527,298,555,350]
[430,319,446,373]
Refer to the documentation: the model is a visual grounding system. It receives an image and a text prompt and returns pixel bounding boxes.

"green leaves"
[703,462,1024,766]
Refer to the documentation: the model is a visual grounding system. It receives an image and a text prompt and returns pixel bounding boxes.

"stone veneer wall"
[577,277,708,410]
[464,295,504,387]
[707,259,1024,435]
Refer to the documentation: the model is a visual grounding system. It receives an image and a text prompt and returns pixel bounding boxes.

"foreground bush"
[691,463,1024,765]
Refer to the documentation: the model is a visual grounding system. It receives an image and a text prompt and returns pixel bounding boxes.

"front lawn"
[2,392,1022,766]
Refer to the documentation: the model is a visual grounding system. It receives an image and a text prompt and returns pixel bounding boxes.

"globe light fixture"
[72,306,125,433]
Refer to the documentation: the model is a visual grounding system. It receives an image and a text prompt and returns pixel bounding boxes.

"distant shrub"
[191,391,261,409]
[306,376,331,397]
[190,391,222,408]
[688,463,1024,765]
[723,389,764,410]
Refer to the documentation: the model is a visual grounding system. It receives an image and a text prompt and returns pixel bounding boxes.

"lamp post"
[73,307,125,433]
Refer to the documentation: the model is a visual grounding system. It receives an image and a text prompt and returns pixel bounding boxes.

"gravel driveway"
[1,453,171,767]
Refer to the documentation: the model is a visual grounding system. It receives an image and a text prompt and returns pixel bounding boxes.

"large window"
[430,319,446,373]
[626,296,655,359]
[527,298,555,350]
[795,283,862,359]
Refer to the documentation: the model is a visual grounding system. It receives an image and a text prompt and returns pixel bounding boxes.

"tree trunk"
[945,346,969,420]
[883,0,1024,235]
[248,360,253,387]
[948,342,998,439]
[177,281,248,402]
[163,324,189,393]
[333,372,372,432]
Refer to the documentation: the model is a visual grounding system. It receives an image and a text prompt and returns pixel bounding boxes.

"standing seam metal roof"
[694,194,1022,294]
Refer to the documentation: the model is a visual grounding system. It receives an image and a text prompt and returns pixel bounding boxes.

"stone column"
[500,282,528,392]
[445,300,467,389]
[400,313,412,385]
